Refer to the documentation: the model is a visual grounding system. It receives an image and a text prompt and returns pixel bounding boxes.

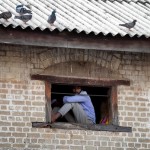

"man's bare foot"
[51,112,61,123]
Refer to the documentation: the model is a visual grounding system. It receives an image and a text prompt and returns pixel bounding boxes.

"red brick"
[0,89,8,93]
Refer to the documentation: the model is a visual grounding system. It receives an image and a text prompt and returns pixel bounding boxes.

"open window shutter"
[107,88,112,124]
[45,81,51,122]
[110,86,118,125]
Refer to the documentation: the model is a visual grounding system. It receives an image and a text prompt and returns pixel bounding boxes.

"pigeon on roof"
[0,11,12,20]
[16,4,32,15]
[14,14,32,23]
[47,10,56,25]
[119,20,137,30]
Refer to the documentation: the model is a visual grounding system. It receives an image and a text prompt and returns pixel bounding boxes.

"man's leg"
[58,103,93,124]
[71,103,93,124]
[51,106,76,123]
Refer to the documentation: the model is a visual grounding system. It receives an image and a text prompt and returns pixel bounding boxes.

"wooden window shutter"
[45,81,51,123]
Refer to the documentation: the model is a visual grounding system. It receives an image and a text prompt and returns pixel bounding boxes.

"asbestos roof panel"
[0,0,150,38]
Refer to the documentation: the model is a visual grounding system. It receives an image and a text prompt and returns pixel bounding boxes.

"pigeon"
[47,10,56,25]
[0,11,12,20]
[16,4,32,15]
[14,14,32,23]
[119,20,137,30]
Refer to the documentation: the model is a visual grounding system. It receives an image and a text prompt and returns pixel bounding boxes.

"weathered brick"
[70,146,83,150]
[0,132,11,137]
[87,140,94,145]
[0,89,8,93]
[12,122,25,127]
[13,144,26,148]
[9,137,15,143]
[125,97,136,101]
[15,126,22,132]
[125,138,137,142]
[135,143,141,148]
[84,146,97,150]
[56,134,70,139]
[125,106,136,111]
[111,137,123,142]
[0,143,11,148]
[11,89,23,94]
[124,117,135,121]
[56,145,69,149]
[115,142,121,147]
[98,137,110,141]
[0,111,10,115]
[51,139,59,144]
[94,141,100,146]
[32,101,45,106]
[0,100,9,105]
[42,144,55,149]
[1,138,8,142]
[138,118,148,122]
[138,107,149,111]
[84,135,96,140]
[41,133,55,139]
[12,112,25,116]
[98,147,111,150]
[108,142,115,147]
[74,140,86,145]
[138,138,150,143]
[28,144,41,148]
[1,105,7,110]
[27,133,40,138]
[32,112,45,117]
[12,133,26,137]
[12,101,25,105]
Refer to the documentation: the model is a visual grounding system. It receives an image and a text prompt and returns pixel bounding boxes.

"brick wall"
[0,45,150,150]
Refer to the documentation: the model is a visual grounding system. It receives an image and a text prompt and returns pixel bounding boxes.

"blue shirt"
[63,91,96,123]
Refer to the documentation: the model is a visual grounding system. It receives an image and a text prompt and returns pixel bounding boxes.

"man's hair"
[73,86,81,89]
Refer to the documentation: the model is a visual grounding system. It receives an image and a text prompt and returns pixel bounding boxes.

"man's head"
[73,86,81,94]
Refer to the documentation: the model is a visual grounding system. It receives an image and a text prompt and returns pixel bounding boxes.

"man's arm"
[63,95,88,103]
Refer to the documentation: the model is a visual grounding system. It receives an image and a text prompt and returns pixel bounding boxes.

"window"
[51,84,110,124]
[31,75,132,132]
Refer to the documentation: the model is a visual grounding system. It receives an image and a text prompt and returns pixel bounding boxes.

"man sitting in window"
[51,86,96,124]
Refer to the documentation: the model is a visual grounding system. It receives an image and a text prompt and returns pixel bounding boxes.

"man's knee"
[70,103,79,107]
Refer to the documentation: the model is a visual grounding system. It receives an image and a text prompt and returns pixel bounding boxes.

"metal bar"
[51,92,109,97]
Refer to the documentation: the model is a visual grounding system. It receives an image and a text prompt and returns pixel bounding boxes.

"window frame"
[31,74,132,132]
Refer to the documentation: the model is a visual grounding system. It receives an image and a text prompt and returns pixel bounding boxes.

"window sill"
[32,122,132,132]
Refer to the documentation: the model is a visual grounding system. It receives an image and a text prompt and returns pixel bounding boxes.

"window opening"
[51,84,110,124]
[31,75,131,132]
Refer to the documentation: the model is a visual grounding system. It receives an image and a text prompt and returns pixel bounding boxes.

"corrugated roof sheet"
[0,0,150,38]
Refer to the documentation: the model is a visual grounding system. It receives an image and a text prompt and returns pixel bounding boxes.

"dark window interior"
[51,84,111,124]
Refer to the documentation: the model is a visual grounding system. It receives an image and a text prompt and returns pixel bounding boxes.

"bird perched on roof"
[47,10,56,25]
[16,4,32,15]
[0,11,12,20]
[14,14,32,23]
[119,20,137,30]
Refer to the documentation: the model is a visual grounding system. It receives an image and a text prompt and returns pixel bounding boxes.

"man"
[51,86,96,124]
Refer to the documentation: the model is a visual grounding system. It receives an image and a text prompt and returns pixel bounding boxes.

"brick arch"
[38,48,121,72]
[40,61,123,79]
